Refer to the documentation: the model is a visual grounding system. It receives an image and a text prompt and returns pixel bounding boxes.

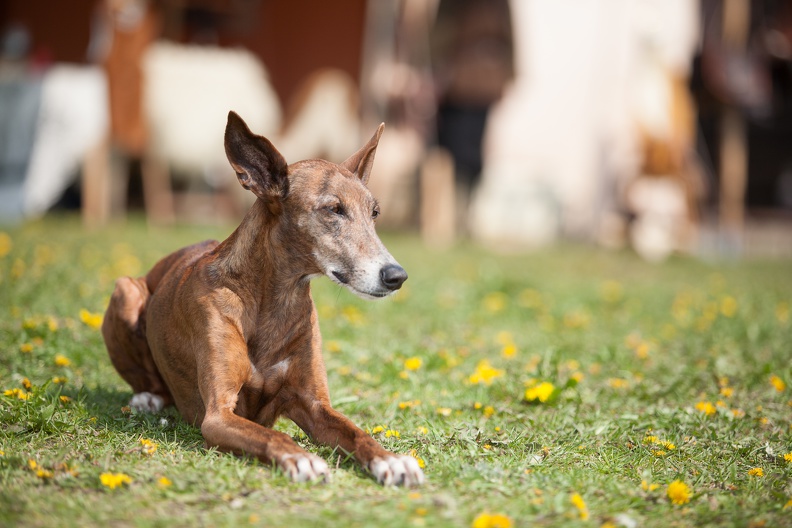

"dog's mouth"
[332,271,349,284]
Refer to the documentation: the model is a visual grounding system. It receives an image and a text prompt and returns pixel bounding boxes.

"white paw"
[369,455,425,487]
[129,392,165,413]
[278,453,330,483]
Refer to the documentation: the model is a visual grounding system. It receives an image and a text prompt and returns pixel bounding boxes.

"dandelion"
[404,357,422,371]
[608,378,630,389]
[667,480,692,505]
[100,472,132,490]
[47,317,58,332]
[409,449,426,469]
[695,401,716,416]
[140,439,157,455]
[563,311,590,329]
[157,476,172,488]
[471,512,513,528]
[371,426,385,434]
[720,386,734,398]
[769,375,786,392]
[784,499,792,510]
[482,292,507,313]
[524,381,555,403]
[52,376,68,385]
[54,355,71,367]
[36,468,54,480]
[501,344,517,358]
[21,378,31,390]
[483,405,495,418]
[4,388,29,400]
[747,467,764,477]
[79,309,103,329]
[19,343,33,353]
[436,407,452,417]
[28,459,38,470]
[325,340,341,353]
[415,426,428,435]
[783,452,792,463]
[641,480,660,492]
[59,396,71,403]
[468,360,504,385]
[0,231,12,257]
[720,295,738,317]
[570,493,589,521]
[385,429,400,438]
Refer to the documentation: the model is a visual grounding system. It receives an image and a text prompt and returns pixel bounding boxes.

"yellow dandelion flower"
[720,386,734,398]
[769,375,786,392]
[501,344,517,358]
[524,381,555,403]
[54,355,71,367]
[79,309,103,330]
[653,450,668,457]
[385,429,400,438]
[747,467,764,477]
[436,407,452,417]
[776,301,789,324]
[570,493,589,521]
[0,231,12,257]
[641,480,660,492]
[4,388,29,400]
[59,395,71,403]
[784,499,792,510]
[667,480,692,505]
[36,468,54,479]
[471,512,513,528]
[571,371,584,383]
[608,378,629,389]
[21,378,31,390]
[371,426,385,434]
[474,402,483,410]
[140,439,158,455]
[157,476,172,488]
[720,295,738,317]
[404,357,422,371]
[643,435,659,444]
[28,459,38,470]
[783,452,792,463]
[731,408,745,418]
[660,440,676,450]
[415,426,428,435]
[495,331,513,345]
[19,343,33,353]
[482,292,507,313]
[325,340,341,353]
[100,472,132,489]
[695,401,716,416]
[468,360,504,385]
[52,376,68,385]
[483,405,495,418]
[635,342,650,359]
[563,311,590,329]
[408,449,426,469]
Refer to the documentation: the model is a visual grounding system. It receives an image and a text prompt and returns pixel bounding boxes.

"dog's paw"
[369,455,425,487]
[129,392,165,413]
[278,453,330,483]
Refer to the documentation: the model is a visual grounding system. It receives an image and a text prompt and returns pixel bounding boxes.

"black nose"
[380,264,408,291]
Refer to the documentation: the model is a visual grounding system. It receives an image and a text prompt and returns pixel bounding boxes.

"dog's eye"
[328,204,345,216]
[372,207,380,220]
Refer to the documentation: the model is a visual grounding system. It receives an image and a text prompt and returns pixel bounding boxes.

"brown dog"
[101,112,424,486]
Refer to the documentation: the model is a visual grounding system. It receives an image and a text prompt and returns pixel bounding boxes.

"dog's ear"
[224,111,288,209]
[340,123,384,185]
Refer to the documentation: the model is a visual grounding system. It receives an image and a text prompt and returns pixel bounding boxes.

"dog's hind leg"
[102,276,173,412]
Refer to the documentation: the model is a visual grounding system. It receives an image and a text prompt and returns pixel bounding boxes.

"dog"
[101,111,424,487]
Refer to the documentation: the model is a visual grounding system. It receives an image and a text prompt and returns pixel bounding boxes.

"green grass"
[1,215,791,527]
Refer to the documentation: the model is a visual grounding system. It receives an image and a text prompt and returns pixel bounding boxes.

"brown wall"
[0,0,367,105]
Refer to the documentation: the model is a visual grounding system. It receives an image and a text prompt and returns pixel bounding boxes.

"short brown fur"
[102,112,422,486]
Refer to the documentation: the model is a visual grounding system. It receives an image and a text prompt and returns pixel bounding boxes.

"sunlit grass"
[1,215,791,527]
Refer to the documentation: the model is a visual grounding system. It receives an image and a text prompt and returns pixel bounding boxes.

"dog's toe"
[280,453,330,483]
[129,392,165,413]
[370,455,425,487]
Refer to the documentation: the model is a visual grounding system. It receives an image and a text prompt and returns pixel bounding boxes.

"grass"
[1,214,791,527]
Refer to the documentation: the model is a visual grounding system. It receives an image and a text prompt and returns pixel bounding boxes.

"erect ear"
[340,123,384,185]
[224,111,289,209]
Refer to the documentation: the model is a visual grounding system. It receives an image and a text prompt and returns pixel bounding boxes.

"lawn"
[1,215,791,527]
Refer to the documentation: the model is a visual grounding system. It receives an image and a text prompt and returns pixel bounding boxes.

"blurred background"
[1,0,791,261]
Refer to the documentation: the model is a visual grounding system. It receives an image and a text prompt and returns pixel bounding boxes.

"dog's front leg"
[196,337,329,482]
[288,400,424,486]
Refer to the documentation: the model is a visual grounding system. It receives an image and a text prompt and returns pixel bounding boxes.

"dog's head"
[224,111,407,299]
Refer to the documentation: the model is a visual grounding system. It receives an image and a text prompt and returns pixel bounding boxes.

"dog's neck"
[212,199,314,309]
